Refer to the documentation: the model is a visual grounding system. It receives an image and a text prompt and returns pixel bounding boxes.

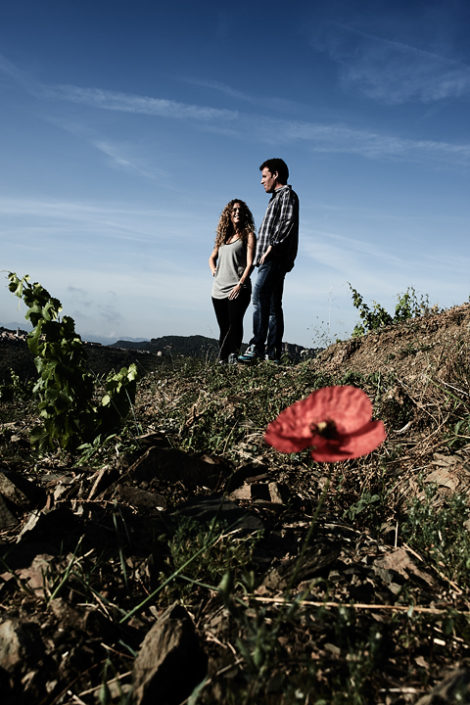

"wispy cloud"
[0,53,37,93]
[49,84,238,121]
[92,140,165,180]
[300,226,470,303]
[249,115,470,164]
[185,78,252,103]
[314,23,470,104]
[301,230,407,293]
[183,77,303,113]
[3,51,470,167]
[0,52,238,122]
[67,285,124,331]
[0,197,192,244]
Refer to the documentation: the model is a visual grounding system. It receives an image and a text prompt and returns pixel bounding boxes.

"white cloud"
[314,23,470,104]
[3,51,470,168]
[50,84,239,121]
[0,196,196,244]
[92,140,165,180]
[183,77,303,113]
[251,115,470,164]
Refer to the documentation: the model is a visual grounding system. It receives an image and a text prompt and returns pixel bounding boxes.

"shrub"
[349,284,436,336]
[8,273,138,451]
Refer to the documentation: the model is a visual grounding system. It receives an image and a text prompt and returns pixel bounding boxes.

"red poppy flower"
[264,385,386,462]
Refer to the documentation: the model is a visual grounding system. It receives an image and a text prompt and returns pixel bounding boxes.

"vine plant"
[348,283,435,336]
[8,273,138,451]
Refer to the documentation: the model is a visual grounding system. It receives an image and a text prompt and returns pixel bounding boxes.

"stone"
[0,495,17,529]
[133,603,206,705]
[0,619,43,673]
[415,665,470,704]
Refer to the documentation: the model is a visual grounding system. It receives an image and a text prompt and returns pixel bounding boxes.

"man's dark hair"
[259,158,289,184]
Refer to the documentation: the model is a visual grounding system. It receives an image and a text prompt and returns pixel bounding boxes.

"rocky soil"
[0,304,469,704]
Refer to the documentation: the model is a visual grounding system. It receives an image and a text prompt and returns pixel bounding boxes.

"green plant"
[0,368,32,402]
[8,273,138,451]
[164,516,261,603]
[394,287,433,321]
[401,483,470,589]
[349,284,436,336]
[348,283,393,336]
[344,490,381,522]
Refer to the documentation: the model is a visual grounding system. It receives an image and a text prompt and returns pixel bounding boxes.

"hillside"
[0,304,469,704]
[112,333,315,363]
[0,330,315,382]
[0,327,158,382]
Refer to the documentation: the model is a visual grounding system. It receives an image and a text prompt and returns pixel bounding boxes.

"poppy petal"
[264,386,386,463]
[310,421,387,462]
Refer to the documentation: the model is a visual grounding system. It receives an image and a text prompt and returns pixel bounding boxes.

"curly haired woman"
[209,199,256,363]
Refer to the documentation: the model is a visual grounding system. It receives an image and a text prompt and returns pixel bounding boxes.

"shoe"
[265,357,281,365]
[238,345,260,364]
[228,353,238,364]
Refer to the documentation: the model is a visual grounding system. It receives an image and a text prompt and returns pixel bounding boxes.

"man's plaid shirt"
[254,185,299,271]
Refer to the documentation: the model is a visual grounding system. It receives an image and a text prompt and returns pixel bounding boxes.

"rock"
[230,480,284,504]
[415,665,470,704]
[425,468,459,491]
[0,471,44,509]
[16,507,82,545]
[373,547,436,588]
[0,619,43,673]
[174,496,264,534]
[118,446,225,490]
[262,544,341,591]
[112,484,167,510]
[16,553,55,595]
[0,495,17,529]
[133,603,206,705]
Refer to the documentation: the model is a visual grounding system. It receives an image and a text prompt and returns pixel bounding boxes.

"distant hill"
[111,334,318,362]
[2,321,32,332]
[0,326,155,381]
[111,334,218,358]
[0,326,318,382]
[0,322,147,348]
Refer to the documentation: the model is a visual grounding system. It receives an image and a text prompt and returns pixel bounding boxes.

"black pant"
[212,286,251,361]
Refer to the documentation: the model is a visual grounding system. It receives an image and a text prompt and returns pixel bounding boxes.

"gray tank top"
[211,238,250,299]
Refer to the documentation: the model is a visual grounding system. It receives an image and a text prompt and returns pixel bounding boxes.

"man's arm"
[258,244,272,266]
[269,188,298,247]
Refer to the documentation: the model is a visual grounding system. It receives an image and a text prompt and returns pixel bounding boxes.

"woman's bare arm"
[209,245,219,276]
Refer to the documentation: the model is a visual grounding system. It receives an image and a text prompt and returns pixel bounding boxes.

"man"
[238,158,299,363]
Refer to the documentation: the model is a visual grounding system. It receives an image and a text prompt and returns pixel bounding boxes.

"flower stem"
[287,474,331,592]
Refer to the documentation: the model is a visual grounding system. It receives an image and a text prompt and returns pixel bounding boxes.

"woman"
[209,199,256,363]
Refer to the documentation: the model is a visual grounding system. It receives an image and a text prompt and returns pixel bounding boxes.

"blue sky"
[1,0,469,348]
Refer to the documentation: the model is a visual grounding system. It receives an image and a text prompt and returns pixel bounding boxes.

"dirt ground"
[1,304,469,704]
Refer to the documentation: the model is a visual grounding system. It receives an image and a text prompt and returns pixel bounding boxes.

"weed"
[139,357,338,460]
[162,516,261,604]
[0,368,32,402]
[401,483,470,589]
[344,490,382,522]
[8,273,138,451]
[349,283,437,336]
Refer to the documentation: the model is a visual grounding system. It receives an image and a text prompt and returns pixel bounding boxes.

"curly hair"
[215,199,255,247]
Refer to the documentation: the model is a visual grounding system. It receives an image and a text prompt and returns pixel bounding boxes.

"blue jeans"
[250,260,286,359]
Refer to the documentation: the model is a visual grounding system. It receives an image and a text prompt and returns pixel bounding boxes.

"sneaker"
[265,356,281,365]
[228,353,238,364]
[238,345,260,364]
